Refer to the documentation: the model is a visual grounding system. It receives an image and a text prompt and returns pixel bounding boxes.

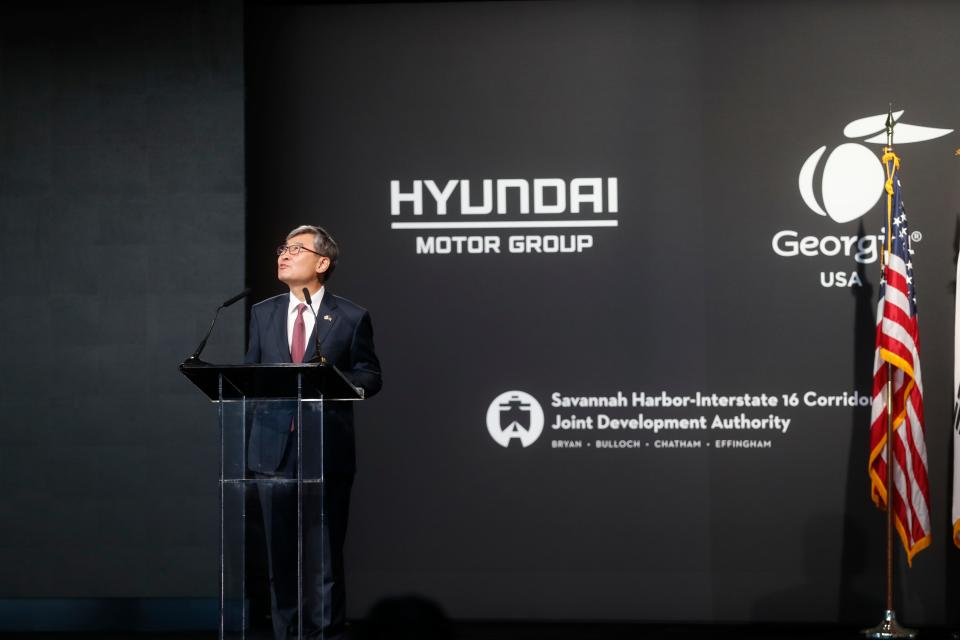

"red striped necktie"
[289,303,308,433]
[291,303,307,363]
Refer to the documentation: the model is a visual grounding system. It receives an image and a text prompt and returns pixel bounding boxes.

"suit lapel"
[271,295,293,363]
[303,293,339,362]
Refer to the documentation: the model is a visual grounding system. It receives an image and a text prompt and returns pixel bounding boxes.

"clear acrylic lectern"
[180,362,364,640]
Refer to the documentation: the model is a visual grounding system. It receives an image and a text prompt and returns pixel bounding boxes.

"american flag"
[868,149,931,566]
[953,249,960,549]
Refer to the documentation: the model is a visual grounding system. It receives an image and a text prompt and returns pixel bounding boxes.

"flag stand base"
[863,609,917,639]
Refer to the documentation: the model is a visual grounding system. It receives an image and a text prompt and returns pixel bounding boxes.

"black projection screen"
[246,0,960,625]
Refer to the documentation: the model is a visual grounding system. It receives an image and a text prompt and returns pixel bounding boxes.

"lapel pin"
[323,314,333,322]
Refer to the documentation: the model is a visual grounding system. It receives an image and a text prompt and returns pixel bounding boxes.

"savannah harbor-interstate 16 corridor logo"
[772,110,952,288]
[483,389,873,452]
[486,391,545,448]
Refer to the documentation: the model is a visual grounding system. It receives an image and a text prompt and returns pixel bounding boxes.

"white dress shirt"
[287,286,324,352]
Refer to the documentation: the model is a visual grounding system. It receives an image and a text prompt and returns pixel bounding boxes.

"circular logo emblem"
[799,143,885,223]
[486,391,544,448]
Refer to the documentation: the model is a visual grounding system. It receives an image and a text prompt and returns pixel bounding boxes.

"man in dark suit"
[245,224,382,640]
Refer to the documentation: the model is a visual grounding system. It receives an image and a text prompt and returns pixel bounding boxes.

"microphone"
[302,287,325,364]
[220,288,249,308]
[182,288,251,365]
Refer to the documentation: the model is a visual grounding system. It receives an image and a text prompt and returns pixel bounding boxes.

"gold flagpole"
[862,105,916,640]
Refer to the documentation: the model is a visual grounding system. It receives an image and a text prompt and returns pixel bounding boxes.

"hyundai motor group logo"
[798,110,952,223]
[486,391,545,448]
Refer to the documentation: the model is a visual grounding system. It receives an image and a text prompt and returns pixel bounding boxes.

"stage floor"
[1,624,959,640]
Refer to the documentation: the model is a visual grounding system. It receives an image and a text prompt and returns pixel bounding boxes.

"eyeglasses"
[276,244,322,257]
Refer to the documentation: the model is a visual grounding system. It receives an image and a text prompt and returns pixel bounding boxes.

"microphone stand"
[302,287,326,364]
[182,288,251,365]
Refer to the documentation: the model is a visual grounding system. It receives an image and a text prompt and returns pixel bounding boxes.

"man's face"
[277,233,329,288]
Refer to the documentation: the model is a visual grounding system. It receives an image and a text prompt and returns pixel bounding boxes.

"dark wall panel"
[0,1,245,598]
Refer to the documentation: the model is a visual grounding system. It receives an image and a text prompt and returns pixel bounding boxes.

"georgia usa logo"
[798,110,951,223]
[486,391,544,448]
[774,111,952,288]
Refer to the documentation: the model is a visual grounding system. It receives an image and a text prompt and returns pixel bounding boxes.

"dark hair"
[286,224,339,282]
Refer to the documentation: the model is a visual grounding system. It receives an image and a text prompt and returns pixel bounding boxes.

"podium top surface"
[179,361,364,401]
